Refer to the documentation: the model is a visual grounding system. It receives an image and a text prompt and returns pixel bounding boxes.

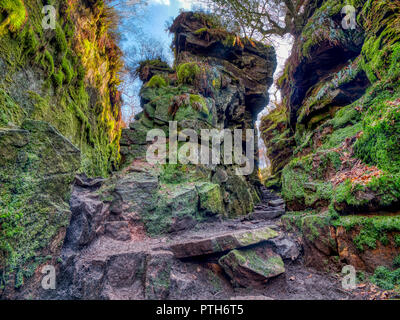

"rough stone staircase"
[50,177,355,300]
[249,186,286,220]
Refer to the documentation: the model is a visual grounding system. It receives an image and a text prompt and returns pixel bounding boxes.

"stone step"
[170,226,279,259]
[250,209,285,220]
[269,199,285,207]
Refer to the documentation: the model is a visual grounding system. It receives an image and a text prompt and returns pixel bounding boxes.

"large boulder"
[219,246,285,288]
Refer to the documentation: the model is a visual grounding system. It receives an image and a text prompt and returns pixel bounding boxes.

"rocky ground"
[50,176,391,300]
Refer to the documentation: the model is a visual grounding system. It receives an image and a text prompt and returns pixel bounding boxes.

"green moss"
[196,182,225,216]
[160,164,191,184]
[281,155,334,207]
[236,227,278,246]
[0,121,80,289]
[334,215,400,251]
[41,50,55,74]
[0,0,27,35]
[146,75,168,88]
[176,62,201,85]
[322,122,363,149]
[370,266,400,290]
[0,88,25,126]
[61,56,74,84]
[54,23,68,53]
[354,92,400,174]
[24,27,39,55]
[224,248,285,278]
[52,69,64,87]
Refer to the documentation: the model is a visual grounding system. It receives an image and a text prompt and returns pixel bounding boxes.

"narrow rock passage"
[53,175,373,300]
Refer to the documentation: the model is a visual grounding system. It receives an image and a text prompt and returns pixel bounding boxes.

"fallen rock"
[267,236,301,261]
[219,246,285,288]
[170,226,279,258]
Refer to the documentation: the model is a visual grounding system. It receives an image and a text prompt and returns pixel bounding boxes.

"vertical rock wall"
[0,0,122,297]
[260,0,400,272]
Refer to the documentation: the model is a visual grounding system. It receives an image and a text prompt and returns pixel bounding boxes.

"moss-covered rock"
[195,182,224,216]
[0,120,80,293]
[120,11,277,231]
[218,247,285,288]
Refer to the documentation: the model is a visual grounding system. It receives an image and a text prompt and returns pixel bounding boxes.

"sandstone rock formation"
[260,0,400,273]
[120,12,277,234]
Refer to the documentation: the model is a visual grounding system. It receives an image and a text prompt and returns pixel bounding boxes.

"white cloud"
[150,0,171,5]
[177,0,196,10]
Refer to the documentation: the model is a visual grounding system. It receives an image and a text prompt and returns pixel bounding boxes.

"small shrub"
[370,266,400,290]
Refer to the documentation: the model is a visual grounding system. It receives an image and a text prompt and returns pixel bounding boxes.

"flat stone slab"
[170,226,279,258]
[269,199,285,207]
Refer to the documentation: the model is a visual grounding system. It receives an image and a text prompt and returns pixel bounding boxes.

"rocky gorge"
[1,0,400,300]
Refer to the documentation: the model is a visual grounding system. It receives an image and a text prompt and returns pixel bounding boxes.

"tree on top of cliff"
[199,0,321,40]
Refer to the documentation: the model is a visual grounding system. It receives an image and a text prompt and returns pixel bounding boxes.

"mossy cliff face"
[0,120,80,297]
[0,0,122,297]
[0,0,122,177]
[120,12,276,234]
[261,0,400,271]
